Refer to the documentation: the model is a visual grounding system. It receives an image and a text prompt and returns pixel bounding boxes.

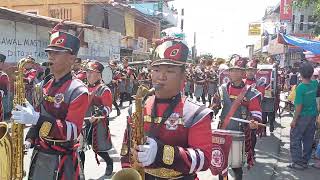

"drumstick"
[231,117,266,127]
[84,116,105,120]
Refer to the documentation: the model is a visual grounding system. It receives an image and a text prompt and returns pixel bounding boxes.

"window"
[102,11,109,29]
[308,15,316,29]
[300,15,304,31]
[292,15,295,32]
[49,8,72,20]
[25,10,38,15]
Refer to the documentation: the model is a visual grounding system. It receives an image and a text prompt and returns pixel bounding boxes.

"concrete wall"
[0,18,121,63]
[292,6,315,34]
[0,19,50,63]
[79,28,121,61]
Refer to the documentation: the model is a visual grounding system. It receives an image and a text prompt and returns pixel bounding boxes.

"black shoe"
[105,164,113,176]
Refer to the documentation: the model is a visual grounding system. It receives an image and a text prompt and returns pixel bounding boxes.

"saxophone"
[0,57,35,180]
[112,85,155,180]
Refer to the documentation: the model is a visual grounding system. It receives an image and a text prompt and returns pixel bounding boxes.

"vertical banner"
[280,0,293,21]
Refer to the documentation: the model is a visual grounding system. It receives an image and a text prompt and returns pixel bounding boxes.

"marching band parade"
[2,0,320,180]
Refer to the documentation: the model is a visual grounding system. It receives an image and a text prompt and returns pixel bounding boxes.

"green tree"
[293,0,320,35]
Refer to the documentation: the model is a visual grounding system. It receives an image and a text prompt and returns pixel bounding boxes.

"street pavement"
[21,98,320,180]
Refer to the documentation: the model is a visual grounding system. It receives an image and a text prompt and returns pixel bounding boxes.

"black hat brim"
[229,67,245,70]
[45,46,71,53]
[151,59,186,67]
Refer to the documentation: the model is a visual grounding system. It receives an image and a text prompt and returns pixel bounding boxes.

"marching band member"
[194,65,206,104]
[245,59,265,153]
[109,60,121,116]
[0,53,9,121]
[12,30,89,179]
[206,67,218,107]
[184,65,194,98]
[23,56,37,105]
[211,56,262,180]
[119,57,135,107]
[79,60,114,176]
[73,58,88,84]
[120,39,213,180]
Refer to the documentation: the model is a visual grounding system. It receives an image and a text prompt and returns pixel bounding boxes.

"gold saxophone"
[112,85,155,180]
[0,57,35,180]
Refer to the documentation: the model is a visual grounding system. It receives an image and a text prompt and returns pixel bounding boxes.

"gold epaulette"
[229,95,237,99]
[143,115,183,125]
[145,168,183,179]
[44,95,55,103]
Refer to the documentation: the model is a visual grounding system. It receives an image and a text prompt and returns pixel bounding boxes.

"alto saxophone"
[0,57,35,180]
[112,85,155,180]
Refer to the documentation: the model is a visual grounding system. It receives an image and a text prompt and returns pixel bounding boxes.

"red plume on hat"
[50,20,66,34]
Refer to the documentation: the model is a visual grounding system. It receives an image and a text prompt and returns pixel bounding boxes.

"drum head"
[102,65,113,84]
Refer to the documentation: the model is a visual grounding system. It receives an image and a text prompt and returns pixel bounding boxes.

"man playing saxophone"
[120,38,213,179]
[11,29,89,179]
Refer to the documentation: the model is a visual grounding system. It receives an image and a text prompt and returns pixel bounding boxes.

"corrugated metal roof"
[0,7,94,29]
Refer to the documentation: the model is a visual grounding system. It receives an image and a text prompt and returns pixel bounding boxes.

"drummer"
[211,56,262,180]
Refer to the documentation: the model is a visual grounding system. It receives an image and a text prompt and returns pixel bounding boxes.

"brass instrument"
[112,85,155,180]
[0,57,35,180]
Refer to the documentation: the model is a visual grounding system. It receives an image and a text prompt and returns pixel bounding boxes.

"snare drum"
[213,129,245,168]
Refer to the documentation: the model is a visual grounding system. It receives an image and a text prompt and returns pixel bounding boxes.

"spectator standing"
[289,62,318,170]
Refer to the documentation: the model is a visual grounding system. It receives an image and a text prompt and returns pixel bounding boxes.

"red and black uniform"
[212,81,262,180]
[110,70,121,115]
[74,70,87,85]
[119,66,135,106]
[26,72,89,180]
[121,94,213,179]
[79,80,114,175]
[245,78,265,98]
[0,71,9,121]
[24,68,37,104]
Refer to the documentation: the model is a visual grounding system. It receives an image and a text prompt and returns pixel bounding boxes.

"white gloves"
[137,137,158,167]
[12,101,40,125]
[24,141,32,150]
[0,90,4,97]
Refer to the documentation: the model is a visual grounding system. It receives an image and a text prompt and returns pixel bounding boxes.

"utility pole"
[246,44,254,60]
[192,32,197,60]
[181,8,184,32]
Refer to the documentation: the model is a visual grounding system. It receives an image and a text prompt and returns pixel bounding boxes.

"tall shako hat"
[151,37,189,67]
[229,54,247,70]
[45,21,80,55]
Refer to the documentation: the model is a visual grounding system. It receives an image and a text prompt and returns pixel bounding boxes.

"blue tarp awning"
[280,33,320,55]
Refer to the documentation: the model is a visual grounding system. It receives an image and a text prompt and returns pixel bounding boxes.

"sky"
[169,0,280,58]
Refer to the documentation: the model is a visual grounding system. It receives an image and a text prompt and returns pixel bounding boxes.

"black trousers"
[219,168,243,180]
[196,93,206,104]
[208,95,212,106]
[119,92,132,106]
[184,92,193,98]
[113,99,120,112]
[79,151,113,169]
[262,112,275,132]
